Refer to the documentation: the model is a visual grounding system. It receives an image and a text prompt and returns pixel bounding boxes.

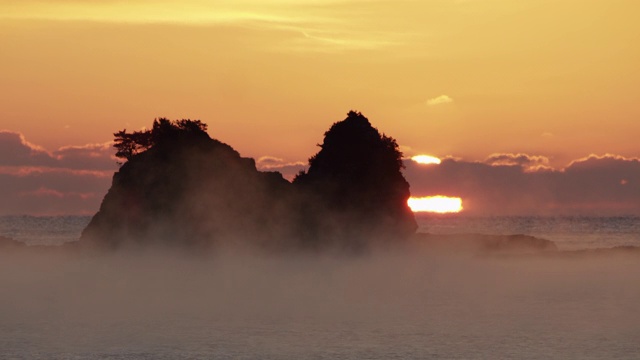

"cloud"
[566,153,640,169]
[404,154,640,215]
[0,131,56,167]
[0,131,304,214]
[426,95,454,106]
[53,142,118,170]
[0,131,116,171]
[0,1,308,25]
[256,156,307,180]
[256,156,289,167]
[0,131,116,215]
[485,153,551,172]
[0,168,112,215]
[0,1,415,54]
[3,130,638,217]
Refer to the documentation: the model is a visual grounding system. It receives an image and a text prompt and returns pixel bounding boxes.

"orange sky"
[2,0,639,169]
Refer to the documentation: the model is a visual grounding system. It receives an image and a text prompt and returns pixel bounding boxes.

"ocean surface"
[2,215,639,250]
[415,214,640,250]
[1,215,640,359]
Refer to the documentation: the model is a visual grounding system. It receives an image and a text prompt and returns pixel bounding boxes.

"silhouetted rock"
[557,245,640,257]
[293,111,417,248]
[81,113,418,251]
[81,119,292,249]
[412,233,558,254]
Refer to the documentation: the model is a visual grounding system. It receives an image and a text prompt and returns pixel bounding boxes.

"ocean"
[415,214,640,250]
[2,215,639,250]
[1,215,639,359]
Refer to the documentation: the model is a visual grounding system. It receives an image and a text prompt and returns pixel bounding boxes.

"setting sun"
[411,155,441,165]
[408,196,463,213]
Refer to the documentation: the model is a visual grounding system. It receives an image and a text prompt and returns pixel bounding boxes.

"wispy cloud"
[566,154,640,169]
[485,153,551,172]
[0,1,303,24]
[256,156,306,180]
[0,130,116,171]
[0,1,414,53]
[426,95,454,106]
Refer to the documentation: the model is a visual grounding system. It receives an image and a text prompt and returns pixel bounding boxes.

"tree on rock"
[113,118,209,161]
[294,111,417,247]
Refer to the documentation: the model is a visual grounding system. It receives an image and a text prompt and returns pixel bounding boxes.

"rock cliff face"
[293,111,417,248]
[80,113,417,250]
[81,120,291,249]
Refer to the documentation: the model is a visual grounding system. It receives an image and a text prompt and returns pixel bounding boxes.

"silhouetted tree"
[113,118,208,161]
[114,130,152,160]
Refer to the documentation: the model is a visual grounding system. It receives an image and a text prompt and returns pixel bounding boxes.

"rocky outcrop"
[293,111,417,248]
[80,114,418,251]
[411,233,558,254]
[81,120,291,249]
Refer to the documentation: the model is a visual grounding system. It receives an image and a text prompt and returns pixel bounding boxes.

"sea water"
[2,215,639,249]
[415,215,640,250]
[1,216,639,359]
[0,215,90,246]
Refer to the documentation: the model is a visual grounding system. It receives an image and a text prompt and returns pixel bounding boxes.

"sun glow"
[411,155,441,165]
[408,196,463,213]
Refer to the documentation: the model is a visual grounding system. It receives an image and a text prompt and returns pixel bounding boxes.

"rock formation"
[81,119,291,249]
[80,113,417,250]
[293,111,417,248]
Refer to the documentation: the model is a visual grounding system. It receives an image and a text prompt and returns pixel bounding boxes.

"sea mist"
[1,244,639,359]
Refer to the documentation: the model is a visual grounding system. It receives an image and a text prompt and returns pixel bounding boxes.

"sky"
[1,0,639,215]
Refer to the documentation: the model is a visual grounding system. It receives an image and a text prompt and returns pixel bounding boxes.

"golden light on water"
[411,155,441,165]
[408,196,463,213]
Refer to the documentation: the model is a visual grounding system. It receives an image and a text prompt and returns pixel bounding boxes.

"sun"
[411,155,441,165]
[408,196,463,213]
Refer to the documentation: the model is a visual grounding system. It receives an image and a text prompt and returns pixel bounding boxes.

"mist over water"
[3,215,639,249]
[2,244,640,359]
[417,215,640,250]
